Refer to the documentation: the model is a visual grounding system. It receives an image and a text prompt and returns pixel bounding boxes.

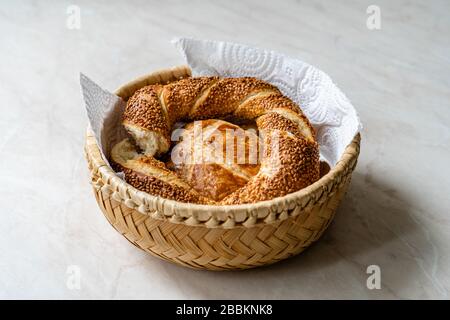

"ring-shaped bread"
[111,77,320,205]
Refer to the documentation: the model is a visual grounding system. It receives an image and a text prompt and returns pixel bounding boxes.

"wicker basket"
[84,65,361,270]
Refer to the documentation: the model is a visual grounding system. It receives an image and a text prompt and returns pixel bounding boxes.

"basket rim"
[85,65,361,228]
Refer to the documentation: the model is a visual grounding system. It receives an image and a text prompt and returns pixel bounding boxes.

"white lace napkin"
[173,38,361,166]
[81,73,127,167]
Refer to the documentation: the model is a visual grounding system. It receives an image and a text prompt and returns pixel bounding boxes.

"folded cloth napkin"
[173,38,361,166]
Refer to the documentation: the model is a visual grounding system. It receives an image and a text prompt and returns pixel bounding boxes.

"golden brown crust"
[257,112,305,140]
[189,78,279,119]
[168,119,260,202]
[221,133,320,204]
[114,76,320,205]
[174,163,249,202]
[123,85,169,140]
[122,167,212,204]
[111,139,212,204]
[234,93,298,119]
[162,77,219,126]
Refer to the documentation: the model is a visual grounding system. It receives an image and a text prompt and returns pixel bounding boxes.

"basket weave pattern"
[84,66,360,270]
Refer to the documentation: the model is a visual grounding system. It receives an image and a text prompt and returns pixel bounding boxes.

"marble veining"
[0,0,449,299]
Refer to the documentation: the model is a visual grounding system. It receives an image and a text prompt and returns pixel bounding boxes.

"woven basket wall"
[84,66,361,271]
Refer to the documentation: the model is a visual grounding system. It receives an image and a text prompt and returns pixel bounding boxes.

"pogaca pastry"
[111,77,320,205]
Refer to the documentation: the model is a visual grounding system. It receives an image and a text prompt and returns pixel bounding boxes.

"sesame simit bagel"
[111,76,320,205]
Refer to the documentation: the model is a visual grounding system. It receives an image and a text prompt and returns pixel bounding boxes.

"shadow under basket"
[84,65,361,271]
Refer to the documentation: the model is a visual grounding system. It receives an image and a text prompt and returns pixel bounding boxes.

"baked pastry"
[111,76,320,205]
[111,138,212,204]
[166,119,261,202]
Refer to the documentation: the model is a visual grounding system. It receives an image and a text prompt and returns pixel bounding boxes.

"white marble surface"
[0,0,449,299]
